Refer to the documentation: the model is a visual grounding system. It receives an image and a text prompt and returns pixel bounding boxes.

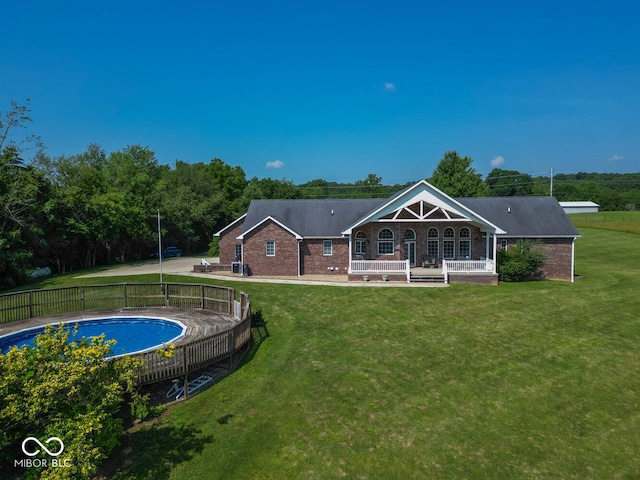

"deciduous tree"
[0,100,48,289]
[429,151,488,197]
[485,168,533,196]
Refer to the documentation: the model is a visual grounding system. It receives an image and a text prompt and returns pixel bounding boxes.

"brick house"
[215,180,581,284]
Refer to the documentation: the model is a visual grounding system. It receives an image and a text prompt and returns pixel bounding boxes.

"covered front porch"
[348,259,498,284]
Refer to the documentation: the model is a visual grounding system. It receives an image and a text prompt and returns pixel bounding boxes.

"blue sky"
[2,1,638,184]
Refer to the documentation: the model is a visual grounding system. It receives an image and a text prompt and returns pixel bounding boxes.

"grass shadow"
[97,422,214,479]
[236,309,270,369]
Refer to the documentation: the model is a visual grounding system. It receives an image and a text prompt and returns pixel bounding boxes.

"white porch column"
[485,233,490,260]
[492,234,498,274]
[347,234,353,274]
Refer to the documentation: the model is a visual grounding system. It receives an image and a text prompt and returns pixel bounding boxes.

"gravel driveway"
[77,256,218,278]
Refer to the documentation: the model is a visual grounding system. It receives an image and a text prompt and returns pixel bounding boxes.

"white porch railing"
[350,260,411,282]
[442,259,495,284]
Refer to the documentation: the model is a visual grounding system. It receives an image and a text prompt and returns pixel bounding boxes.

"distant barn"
[559,201,600,214]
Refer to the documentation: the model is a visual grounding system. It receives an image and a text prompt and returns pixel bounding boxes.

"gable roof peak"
[342,179,506,234]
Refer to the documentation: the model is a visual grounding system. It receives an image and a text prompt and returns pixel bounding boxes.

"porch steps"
[409,273,445,283]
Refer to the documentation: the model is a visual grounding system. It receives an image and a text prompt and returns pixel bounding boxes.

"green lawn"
[14,221,640,479]
[569,210,640,235]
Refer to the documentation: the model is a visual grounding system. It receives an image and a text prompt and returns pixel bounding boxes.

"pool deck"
[0,307,239,347]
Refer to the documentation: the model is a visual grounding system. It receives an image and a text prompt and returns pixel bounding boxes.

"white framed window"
[355,231,366,255]
[234,244,242,261]
[443,240,455,259]
[459,240,471,259]
[266,240,275,256]
[427,240,439,258]
[459,228,471,259]
[427,227,439,238]
[323,240,332,256]
[379,242,394,255]
[378,228,394,255]
[444,227,455,238]
[501,239,508,250]
[404,229,416,240]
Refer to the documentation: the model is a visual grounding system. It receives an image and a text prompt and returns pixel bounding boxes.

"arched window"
[355,231,366,255]
[378,228,394,240]
[460,227,471,238]
[404,229,416,240]
[427,227,439,238]
[378,228,394,255]
[444,227,455,238]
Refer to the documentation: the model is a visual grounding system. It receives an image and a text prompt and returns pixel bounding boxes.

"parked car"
[152,247,183,258]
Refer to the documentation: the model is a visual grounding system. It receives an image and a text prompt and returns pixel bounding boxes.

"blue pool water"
[0,317,186,357]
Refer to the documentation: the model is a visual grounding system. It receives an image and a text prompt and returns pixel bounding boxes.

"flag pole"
[157,210,163,284]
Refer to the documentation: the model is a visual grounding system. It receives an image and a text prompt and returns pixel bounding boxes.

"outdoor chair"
[422,255,438,268]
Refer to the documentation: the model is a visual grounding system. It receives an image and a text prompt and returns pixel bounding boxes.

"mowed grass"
[570,210,640,235]
[15,220,640,479]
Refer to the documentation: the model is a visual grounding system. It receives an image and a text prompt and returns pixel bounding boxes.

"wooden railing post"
[183,346,189,399]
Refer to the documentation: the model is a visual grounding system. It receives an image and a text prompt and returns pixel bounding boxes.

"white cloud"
[384,82,396,91]
[606,154,624,162]
[490,155,505,168]
[266,159,284,169]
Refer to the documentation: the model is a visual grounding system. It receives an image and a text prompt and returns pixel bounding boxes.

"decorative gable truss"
[343,181,505,234]
[380,199,467,221]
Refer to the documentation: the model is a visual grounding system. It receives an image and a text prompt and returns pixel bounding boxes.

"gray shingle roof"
[242,198,387,237]
[239,193,580,239]
[457,197,581,237]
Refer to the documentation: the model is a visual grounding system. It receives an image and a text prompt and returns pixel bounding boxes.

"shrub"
[208,236,219,256]
[497,240,546,282]
[0,324,144,479]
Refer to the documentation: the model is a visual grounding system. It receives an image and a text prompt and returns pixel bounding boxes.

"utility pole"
[550,167,554,197]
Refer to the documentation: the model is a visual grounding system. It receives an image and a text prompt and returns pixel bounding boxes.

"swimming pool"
[0,317,187,357]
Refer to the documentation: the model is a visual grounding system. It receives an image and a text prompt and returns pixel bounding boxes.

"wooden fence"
[0,283,252,385]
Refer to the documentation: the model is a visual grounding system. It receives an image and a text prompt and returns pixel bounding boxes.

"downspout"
[298,239,302,277]
[571,237,575,283]
[241,239,245,276]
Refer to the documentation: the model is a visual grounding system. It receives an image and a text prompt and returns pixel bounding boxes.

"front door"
[405,241,416,267]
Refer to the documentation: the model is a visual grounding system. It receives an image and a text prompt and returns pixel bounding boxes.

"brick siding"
[242,220,299,276]
[220,216,575,282]
[497,238,574,281]
[352,222,488,263]
[300,238,350,275]
[218,220,244,265]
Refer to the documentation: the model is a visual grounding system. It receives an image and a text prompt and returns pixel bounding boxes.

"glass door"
[405,241,416,267]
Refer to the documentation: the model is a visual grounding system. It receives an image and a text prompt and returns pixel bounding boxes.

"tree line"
[1,101,638,290]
